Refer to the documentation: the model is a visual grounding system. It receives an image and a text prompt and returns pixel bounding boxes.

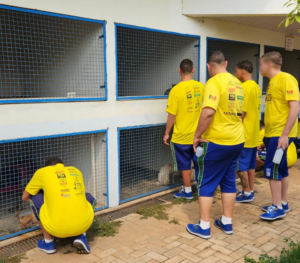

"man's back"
[202,72,244,145]
[26,163,94,238]
[242,80,262,148]
[167,80,204,144]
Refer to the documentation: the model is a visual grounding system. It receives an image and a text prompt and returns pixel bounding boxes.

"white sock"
[251,190,254,193]
[199,220,210,230]
[184,186,192,193]
[244,192,251,197]
[44,238,54,243]
[221,215,232,225]
[275,205,283,210]
[83,232,86,236]
[282,201,287,205]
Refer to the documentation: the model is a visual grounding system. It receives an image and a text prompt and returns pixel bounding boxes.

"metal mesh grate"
[207,38,260,82]
[0,131,108,240]
[263,46,300,93]
[116,25,200,99]
[0,6,106,103]
[119,125,190,203]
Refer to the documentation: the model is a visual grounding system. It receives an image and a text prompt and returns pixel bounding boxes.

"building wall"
[0,0,299,207]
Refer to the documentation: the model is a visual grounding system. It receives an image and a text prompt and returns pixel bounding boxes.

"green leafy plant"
[169,218,180,224]
[136,204,171,220]
[280,0,300,31]
[244,239,300,263]
[0,254,26,263]
[171,192,198,205]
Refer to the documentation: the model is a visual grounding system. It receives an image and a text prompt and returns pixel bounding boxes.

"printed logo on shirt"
[223,112,236,116]
[237,95,244,101]
[236,85,243,90]
[59,179,68,186]
[266,94,272,101]
[228,88,235,93]
[70,173,79,177]
[56,173,66,179]
[60,188,70,193]
[287,90,294,94]
[186,94,192,99]
[61,194,71,198]
[186,90,191,94]
[209,95,217,101]
[229,94,235,101]
[194,93,201,97]
[228,102,235,108]
[237,113,242,117]
[74,182,82,187]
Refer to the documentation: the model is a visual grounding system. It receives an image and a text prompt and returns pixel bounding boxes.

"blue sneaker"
[73,234,91,254]
[214,218,233,235]
[260,205,286,221]
[262,203,289,213]
[186,221,211,239]
[37,239,57,254]
[174,187,193,200]
[235,193,254,203]
[237,190,255,200]
[252,191,255,200]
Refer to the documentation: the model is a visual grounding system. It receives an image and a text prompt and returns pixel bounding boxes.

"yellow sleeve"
[200,83,205,106]
[284,76,299,101]
[166,89,178,115]
[242,83,249,113]
[202,79,220,111]
[25,170,42,196]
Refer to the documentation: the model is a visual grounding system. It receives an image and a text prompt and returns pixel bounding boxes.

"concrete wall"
[1,0,300,207]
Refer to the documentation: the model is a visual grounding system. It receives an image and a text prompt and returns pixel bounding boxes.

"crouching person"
[22,157,96,254]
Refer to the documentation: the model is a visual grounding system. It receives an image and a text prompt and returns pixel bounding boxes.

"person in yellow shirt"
[234,60,262,203]
[186,51,244,239]
[163,59,204,199]
[259,51,299,221]
[22,157,95,254]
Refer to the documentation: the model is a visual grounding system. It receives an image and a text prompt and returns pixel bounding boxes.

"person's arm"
[278,100,299,150]
[163,113,176,146]
[22,190,31,202]
[242,111,246,122]
[193,107,214,152]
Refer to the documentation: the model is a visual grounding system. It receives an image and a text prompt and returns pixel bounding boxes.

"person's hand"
[257,144,265,151]
[163,134,170,146]
[278,135,289,150]
[193,137,209,152]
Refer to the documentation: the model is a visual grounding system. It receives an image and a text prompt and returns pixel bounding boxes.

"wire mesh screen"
[0,6,106,103]
[263,46,300,93]
[116,25,200,99]
[119,125,194,203]
[0,131,107,239]
[207,39,260,82]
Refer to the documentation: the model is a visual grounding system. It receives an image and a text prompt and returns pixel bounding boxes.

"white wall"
[0,0,300,207]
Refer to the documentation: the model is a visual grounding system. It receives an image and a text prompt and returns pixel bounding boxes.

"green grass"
[244,239,300,263]
[171,193,198,205]
[136,204,172,220]
[63,250,73,254]
[0,254,26,263]
[57,218,122,246]
[237,182,242,186]
[169,218,179,225]
[254,179,262,185]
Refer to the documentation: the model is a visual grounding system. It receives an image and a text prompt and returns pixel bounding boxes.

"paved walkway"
[21,160,300,263]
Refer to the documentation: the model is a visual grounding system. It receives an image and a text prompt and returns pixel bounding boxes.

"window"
[0,5,106,103]
[116,24,200,99]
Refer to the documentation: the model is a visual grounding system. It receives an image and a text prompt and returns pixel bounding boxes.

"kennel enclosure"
[206,38,260,82]
[116,24,200,99]
[0,5,107,103]
[0,130,108,240]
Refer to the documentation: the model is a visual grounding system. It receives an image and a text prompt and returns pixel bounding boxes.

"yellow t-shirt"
[26,164,94,238]
[265,72,299,138]
[258,128,264,146]
[166,80,204,144]
[242,80,262,148]
[202,73,244,145]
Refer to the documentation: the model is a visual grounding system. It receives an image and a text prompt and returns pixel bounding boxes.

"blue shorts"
[30,191,96,221]
[236,147,257,171]
[195,142,244,197]
[263,137,295,181]
[170,142,198,171]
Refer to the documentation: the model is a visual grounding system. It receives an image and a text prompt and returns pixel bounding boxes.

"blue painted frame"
[118,123,183,204]
[0,4,107,104]
[0,129,109,241]
[262,45,300,94]
[115,23,201,100]
[206,37,261,83]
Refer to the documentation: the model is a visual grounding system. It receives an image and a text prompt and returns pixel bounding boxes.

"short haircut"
[180,59,193,74]
[45,157,64,166]
[261,51,282,68]
[236,60,253,73]
[207,51,225,64]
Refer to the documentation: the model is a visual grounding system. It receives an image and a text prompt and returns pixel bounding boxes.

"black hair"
[260,120,265,129]
[180,59,193,74]
[207,51,225,64]
[45,157,64,167]
[261,51,282,68]
[236,60,253,73]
